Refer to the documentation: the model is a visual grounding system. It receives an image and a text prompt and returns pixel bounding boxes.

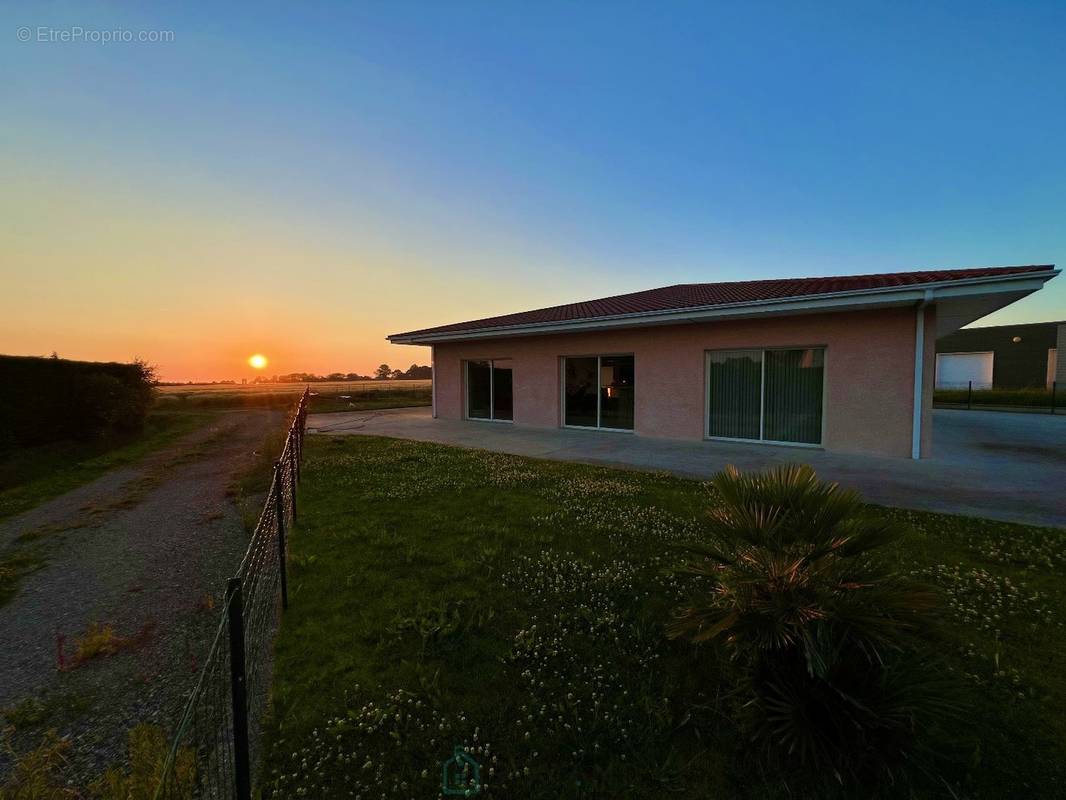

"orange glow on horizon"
[248,354,268,370]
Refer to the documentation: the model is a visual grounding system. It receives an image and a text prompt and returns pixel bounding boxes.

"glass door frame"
[463,359,514,423]
[703,346,827,448]
[560,354,635,433]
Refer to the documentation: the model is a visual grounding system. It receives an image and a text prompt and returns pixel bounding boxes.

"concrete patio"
[308,407,1066,528]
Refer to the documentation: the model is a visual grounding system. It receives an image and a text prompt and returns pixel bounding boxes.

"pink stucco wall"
[432,305,936,458]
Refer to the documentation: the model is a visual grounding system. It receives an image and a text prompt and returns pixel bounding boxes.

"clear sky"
[2,1,1063,382]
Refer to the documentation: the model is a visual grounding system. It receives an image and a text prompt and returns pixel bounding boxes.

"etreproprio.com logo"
[17,26,175,43]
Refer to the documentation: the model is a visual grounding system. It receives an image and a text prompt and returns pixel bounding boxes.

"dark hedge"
[0,355,155,449]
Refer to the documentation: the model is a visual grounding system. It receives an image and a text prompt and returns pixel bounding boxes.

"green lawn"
[264,436,1066,799]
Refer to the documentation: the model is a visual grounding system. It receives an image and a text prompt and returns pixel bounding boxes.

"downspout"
[431,345,437,419]
[911,290,933,459]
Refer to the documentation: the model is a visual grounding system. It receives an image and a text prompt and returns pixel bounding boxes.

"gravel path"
[0,409,283,783]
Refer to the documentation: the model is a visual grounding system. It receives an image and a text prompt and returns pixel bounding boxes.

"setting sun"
[248,354,268,370]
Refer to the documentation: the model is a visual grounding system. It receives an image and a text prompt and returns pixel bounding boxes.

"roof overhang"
[388,269,1059,345]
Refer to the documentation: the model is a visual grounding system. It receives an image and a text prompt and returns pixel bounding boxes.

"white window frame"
[560,354,635,433]
[703,346,827,449]
[463,359,513,423]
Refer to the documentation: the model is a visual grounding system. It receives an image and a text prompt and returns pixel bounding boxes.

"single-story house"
[935,319,1064,390]
[388,264,1058,459]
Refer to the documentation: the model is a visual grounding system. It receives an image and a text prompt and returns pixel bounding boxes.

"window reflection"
[564,357,598,427]
[492,359,513,421]
[564,355,634,430]
[599,356,634,430]
[707,348,824,444]
[466,359,511,421]
[466,360,491,420]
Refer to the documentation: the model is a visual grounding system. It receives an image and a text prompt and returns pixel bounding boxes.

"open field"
[157,379,431,396]
[156,380,432,414]
[264,435,1066,799]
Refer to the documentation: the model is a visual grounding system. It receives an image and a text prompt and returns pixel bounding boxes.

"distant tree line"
[251,364,431,384]
[0,354,155,449]
[374,363,432,380]
[157,380,238,386]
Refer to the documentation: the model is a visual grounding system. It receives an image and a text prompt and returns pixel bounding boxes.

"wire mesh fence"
[153,388,309,800]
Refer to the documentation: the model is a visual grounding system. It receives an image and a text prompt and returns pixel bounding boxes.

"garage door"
[935,352,993,389]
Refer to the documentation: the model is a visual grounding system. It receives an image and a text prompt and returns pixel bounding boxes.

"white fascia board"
[388,271,1058,345]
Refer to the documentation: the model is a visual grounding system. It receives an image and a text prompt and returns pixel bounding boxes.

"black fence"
[153,388,308,800]
[934,381,1059,413]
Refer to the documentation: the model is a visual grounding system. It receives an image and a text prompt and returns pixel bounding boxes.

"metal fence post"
[966,380,972,410]
[1052,381,1058,416]
[226,578,252,800]
[273,464,289,611]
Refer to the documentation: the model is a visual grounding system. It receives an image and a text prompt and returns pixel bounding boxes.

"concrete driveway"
[308,407,1066,528]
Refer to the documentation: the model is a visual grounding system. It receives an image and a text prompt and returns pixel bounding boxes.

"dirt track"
[0,409,282,782]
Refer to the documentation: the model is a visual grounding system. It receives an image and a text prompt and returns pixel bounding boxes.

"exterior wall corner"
[920,304,937,458]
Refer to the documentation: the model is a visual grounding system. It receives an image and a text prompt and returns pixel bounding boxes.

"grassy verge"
[227,419,292,533]
[0,408,217,609]
[306,387,432,414]
[263,436,1066,799]
[0,408,216,522]
[934,387,1059,409]
[0,548,46,608]
[1,404,293,790]
[155,392,303,412]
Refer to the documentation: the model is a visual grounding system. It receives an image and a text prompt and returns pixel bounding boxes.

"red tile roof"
[390,264,1055,340]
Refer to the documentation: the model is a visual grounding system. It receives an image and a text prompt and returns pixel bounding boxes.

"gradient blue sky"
[2,1,1063,380]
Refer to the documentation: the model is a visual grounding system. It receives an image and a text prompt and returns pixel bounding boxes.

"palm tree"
[669,464,950,788]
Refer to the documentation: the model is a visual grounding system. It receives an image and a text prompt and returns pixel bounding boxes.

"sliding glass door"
[467,361,492,419]
[465,359,513,421]
[564,355,634,430]
[763,349,823,444]
[707,348,824,445]
[492,360,513,421]
[707,350,763,440]
[564,357,598,427]
[600,355,635,430]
